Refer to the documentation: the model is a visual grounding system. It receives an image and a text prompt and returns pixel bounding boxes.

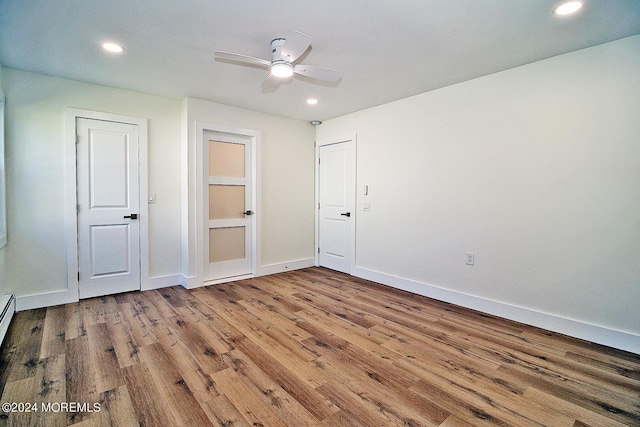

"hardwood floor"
[1,267,639,426]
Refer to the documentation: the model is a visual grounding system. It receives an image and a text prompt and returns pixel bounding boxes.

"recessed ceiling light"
[102,42,124,53]
[554,1,583,16]
[306,98,318,105]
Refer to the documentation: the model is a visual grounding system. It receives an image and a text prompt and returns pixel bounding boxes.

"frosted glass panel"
[209,227,245,263]
[209,140,245,177]
[209,185,245,219]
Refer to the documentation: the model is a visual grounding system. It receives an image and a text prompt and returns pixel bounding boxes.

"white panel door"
[77,118,140,298]
[204,132,253,281]
[318,141,355,273]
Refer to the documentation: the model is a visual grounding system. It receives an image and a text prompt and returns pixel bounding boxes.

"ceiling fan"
[214,30,341,90]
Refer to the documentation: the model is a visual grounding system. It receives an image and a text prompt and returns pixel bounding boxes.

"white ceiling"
[1,0,639,122]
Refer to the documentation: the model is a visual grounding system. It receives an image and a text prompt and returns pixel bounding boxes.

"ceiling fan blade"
[281,30,311,63]
[214,51,270,68]
[261,72,282,93]
[293,64,341,82]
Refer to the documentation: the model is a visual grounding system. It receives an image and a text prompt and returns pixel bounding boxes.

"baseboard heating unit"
[0,293,15,346]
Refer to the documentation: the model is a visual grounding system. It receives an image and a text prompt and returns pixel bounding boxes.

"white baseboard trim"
[202,274,256,287]
[352,266,640,355]
[179,273,256,289]
[16,288,78,311]
[177,258,315,290]
[142,274,182,291]
[257,258,316,277]
[16,274,181,311]
[179,274,190,288]
[0,293,16,345]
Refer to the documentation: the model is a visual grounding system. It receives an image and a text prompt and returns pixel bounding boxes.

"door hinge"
[318,247,320,254]
[78,272,80,281]
[318,203,320,209]
[318,158,320,164]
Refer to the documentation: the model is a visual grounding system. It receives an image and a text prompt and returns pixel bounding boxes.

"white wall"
[0,69,317,306]
[0,69,182,301]
[0,66,7,284]
[317,35,640,353]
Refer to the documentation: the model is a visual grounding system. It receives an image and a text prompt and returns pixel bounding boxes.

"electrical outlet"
[466,252,475,266]
[363,202,371,211]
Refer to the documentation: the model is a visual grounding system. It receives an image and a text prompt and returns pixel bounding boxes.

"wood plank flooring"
[1,267,639,426]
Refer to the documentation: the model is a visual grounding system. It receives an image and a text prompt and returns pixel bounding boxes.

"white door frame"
[194,121,259,287]
[315,134,356,273]
[65,109,148,302]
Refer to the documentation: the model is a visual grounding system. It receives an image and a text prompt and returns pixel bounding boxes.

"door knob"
[340,212,351,217]
[123,214,138,219]
[243,210,254,216]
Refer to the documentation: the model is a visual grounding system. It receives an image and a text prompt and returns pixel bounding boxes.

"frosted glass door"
[205,137,252,280]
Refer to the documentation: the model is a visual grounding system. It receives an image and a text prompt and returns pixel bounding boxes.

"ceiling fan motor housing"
[271,38,288,62]
[270,38,294,77]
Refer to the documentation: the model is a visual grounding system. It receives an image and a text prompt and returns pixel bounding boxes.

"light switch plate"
[466,252,475,266]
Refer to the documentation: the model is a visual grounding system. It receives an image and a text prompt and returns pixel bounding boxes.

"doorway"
[76,117,143,298]
[203,130,256,282]
[317,138,355,273]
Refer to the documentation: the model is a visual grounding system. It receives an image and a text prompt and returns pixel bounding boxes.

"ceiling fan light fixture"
[271,62,293,78]
[554,1,583,16]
